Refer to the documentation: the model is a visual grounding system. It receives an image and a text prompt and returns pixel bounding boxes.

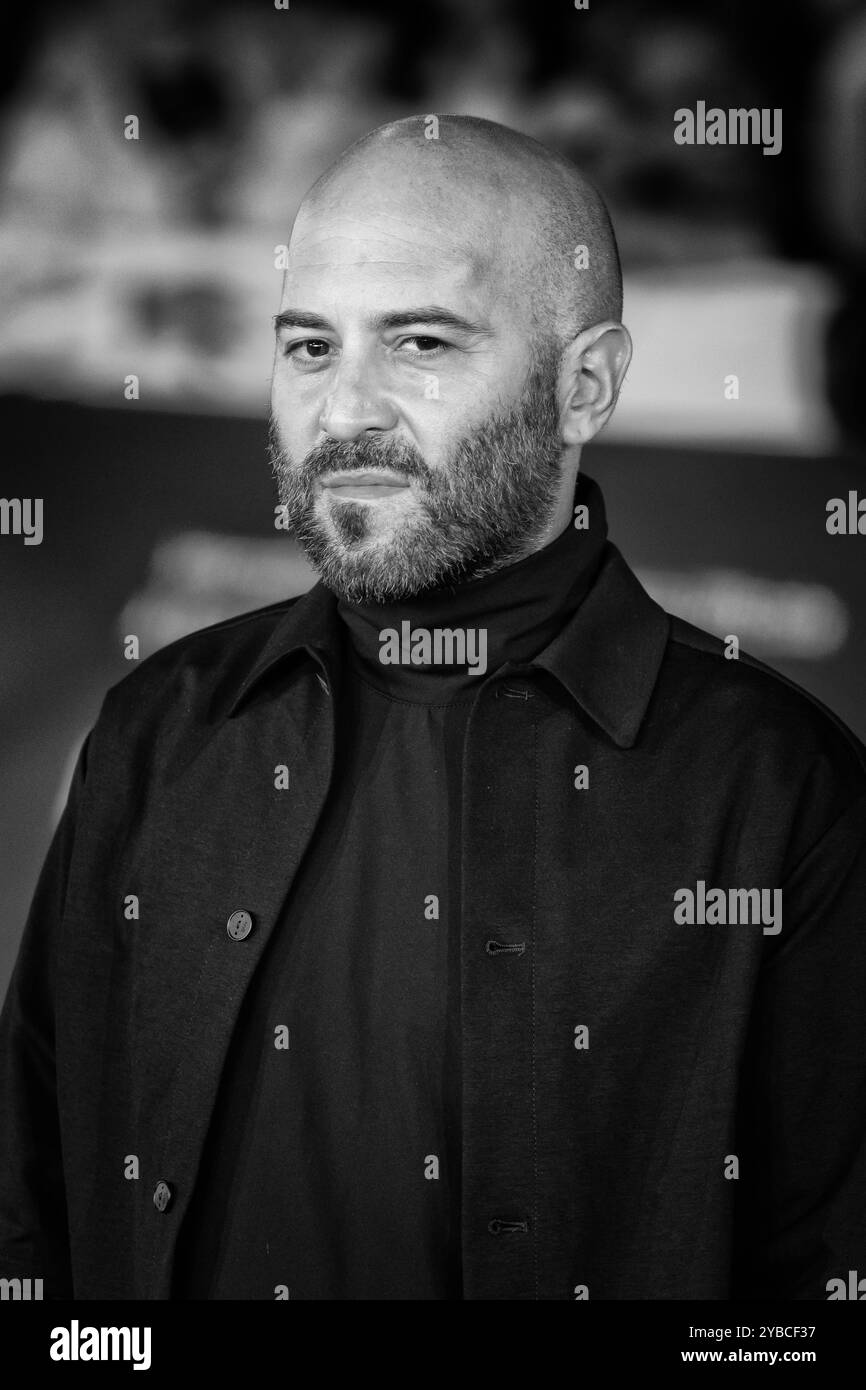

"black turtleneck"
[172,473,607,1300]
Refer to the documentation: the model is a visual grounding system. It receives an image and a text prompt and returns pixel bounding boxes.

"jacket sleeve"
[0,730,92,1299]
[732,791,866,1299]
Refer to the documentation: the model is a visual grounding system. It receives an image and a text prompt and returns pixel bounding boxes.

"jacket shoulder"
[663,611,866,788]
[100,594,306,730]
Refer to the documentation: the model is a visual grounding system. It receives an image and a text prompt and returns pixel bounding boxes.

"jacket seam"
[780,790,866,891]
[531,712,539,1300]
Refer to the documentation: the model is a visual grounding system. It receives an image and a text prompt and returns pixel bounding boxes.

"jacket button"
[495,683,533,701]
[488,1217,529,1235]
[153,1181,173,1213]
[226,909,253,941]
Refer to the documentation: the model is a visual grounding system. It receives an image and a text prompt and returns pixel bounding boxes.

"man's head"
[269,114,631,602]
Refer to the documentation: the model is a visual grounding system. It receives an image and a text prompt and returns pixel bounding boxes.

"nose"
[318,355,399,441]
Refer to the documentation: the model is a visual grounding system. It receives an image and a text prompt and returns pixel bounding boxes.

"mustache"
[269,421,429,482]
[308,441,426,481]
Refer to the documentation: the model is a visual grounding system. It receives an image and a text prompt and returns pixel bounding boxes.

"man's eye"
[284,339,331,360]
[400,336,447,356]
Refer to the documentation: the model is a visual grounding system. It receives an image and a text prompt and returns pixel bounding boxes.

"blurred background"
[1,0,865,995]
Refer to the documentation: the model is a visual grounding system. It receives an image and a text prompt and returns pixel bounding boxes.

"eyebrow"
[273,306,491,336]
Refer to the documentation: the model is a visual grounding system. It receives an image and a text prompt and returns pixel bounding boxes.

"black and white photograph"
[1,0,865,1357]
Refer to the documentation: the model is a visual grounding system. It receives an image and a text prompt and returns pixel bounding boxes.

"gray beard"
[268,344,567,603]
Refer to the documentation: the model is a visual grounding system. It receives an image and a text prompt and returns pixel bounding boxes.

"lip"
[320,472,410,487]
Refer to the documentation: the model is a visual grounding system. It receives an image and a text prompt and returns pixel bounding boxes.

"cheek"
[397,386,482,465]
[271,371,321,444]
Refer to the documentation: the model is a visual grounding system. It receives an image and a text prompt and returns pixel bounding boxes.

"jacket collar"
[226,533,669,751]
[530,542,669,747]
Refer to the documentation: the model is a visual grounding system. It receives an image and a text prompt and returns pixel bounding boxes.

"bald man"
[1,116,865,1303]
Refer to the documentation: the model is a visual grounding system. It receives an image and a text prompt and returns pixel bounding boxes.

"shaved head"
[294,113,622,353]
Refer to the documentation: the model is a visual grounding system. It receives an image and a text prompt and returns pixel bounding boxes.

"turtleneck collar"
[336,471,608,704]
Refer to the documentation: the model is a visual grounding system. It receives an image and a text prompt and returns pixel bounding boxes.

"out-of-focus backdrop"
[1,0,865,996]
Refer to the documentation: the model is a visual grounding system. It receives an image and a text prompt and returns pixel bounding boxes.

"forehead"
[282,203,513,317]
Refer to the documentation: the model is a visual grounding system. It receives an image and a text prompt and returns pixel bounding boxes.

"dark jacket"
[2,540,866,1300]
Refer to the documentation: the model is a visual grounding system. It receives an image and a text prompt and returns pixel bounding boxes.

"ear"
[559,322,632,447]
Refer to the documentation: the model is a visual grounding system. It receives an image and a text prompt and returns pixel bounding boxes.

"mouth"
[320,471,411,500]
